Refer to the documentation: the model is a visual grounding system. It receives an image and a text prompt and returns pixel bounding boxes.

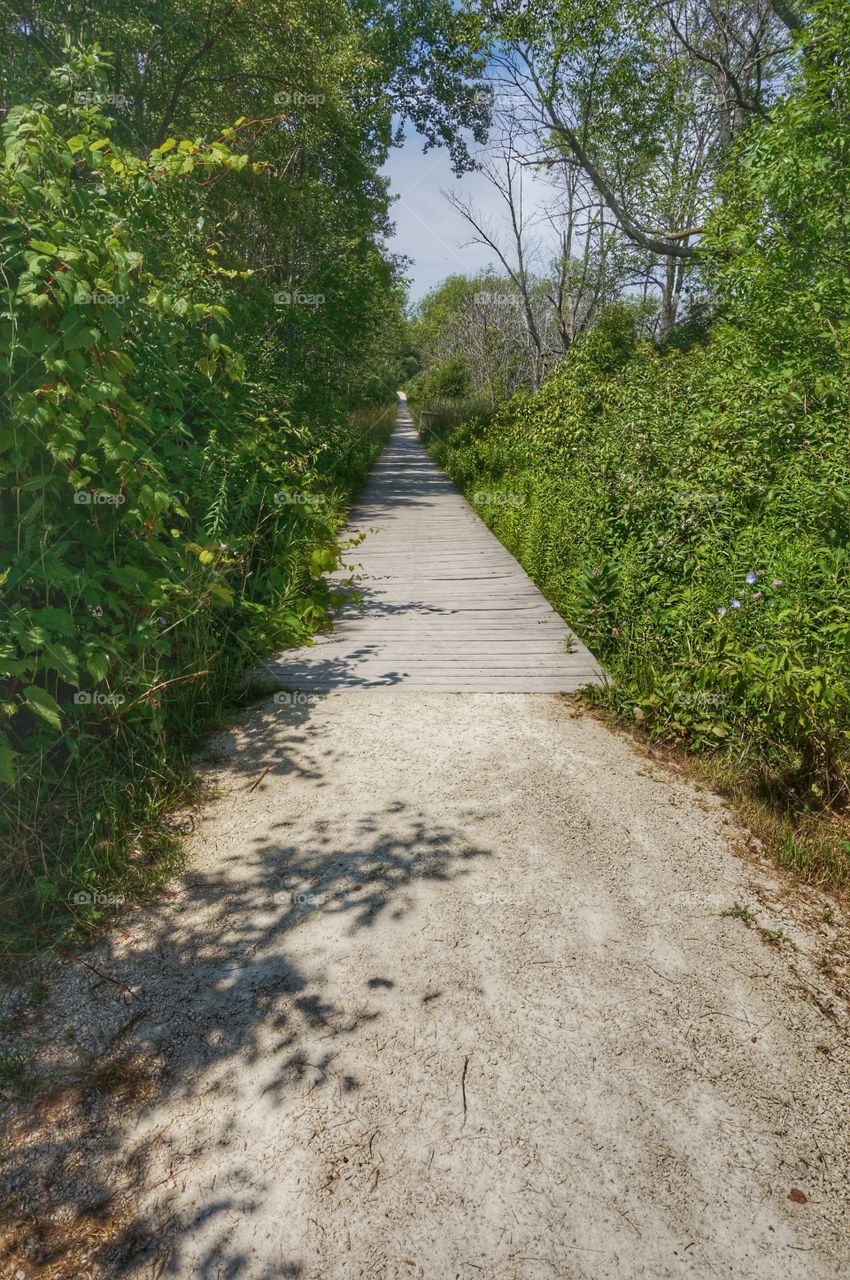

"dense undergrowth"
[0,50,408,956]
[424,312,850,889]
[420,3,850,890]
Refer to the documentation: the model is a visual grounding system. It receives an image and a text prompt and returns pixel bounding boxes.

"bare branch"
[662,5,769,120]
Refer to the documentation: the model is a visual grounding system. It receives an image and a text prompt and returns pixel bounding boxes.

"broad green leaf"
[0,735,17,785]
[23,685,62,730]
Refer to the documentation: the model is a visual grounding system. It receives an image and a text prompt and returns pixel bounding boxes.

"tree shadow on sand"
[0,692,490,1279]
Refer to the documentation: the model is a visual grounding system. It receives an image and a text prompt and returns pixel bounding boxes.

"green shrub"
[0,58,396,951]
[408,356,473,403]
[430,318,850,809]
[428,5,850,830]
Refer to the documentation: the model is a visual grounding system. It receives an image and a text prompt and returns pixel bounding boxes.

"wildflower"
[753,591,762,600]
[745,571,757,585]
[730,599,741,609]
[717,606,727,616]
[771,578,782,586]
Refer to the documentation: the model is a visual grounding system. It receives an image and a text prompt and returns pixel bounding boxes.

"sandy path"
[4,410,847,1279]
[81,691,847,1279]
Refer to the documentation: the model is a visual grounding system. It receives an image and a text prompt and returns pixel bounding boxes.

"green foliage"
[411,356,472,401]
[408,271,569,406]
[0,0,490,952]
[0,47,403,951]
[432,308,850,805]
[427,2,850,826]
[427,2,850,839]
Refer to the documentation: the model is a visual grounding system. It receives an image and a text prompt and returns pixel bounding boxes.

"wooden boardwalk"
[262,396,604,692]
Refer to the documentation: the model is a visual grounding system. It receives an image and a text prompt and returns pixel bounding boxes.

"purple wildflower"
[731,599,741,609]
[717,606,727,616]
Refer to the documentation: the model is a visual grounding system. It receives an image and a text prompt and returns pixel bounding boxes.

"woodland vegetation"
[409,0,850,886]
[0,0,483,949]
[1,0,848,949]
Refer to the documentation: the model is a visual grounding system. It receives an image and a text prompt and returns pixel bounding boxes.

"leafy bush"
[0,60,396,950]
[408,356,472,402]
[428,6,850,845]
[431,309,850,806]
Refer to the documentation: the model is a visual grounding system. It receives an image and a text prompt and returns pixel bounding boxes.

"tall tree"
[480,0,795,331]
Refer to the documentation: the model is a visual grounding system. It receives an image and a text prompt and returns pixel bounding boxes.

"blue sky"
[381,121,562,308]
[380,130,499,305]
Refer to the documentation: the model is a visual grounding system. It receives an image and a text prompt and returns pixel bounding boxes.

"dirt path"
[3,410,849,1279]
[6,694,845,1280]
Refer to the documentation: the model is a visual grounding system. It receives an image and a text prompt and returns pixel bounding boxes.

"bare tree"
[542,173,638,349]
[444,122,548,388]
[477,0,797,336]
[659,1,795,147]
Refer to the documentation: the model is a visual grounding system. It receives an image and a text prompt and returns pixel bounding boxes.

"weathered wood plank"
[263,397,605,692]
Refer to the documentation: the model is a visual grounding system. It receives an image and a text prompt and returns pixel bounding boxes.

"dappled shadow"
[0,689,491,1278]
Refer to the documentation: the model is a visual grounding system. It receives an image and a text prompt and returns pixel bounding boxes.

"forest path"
[110,692,848,1279]
[7,408,849,1280]
[262,394,603,692]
